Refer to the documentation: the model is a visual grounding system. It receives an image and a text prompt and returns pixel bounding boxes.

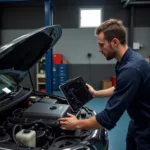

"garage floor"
[53,91,130,150]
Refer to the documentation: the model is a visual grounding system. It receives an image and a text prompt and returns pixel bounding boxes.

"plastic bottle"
[16,129,36,147]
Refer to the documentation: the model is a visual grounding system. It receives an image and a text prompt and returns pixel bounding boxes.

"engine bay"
[0,90,104,150]
[0,25,108,150]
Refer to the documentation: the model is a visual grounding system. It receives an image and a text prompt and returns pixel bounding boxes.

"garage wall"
[0,1,150,89]
[53,28,150,64]
[0,2,44,29]
[1,1,150,29]
[1,27,150,89]
[1,28,150,62]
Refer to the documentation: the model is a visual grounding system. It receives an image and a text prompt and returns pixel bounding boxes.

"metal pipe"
[45,0,53,93]
[123,0,150,7]
[123,0,131,8]
[129,6,134,48]
[130,1,150,5]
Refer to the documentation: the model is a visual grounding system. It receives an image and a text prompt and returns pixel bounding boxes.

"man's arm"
[96,68,142,130]
[86,84,115,98]
[94,86,115,98]
[76,116,104,130]
[58,113,103,130]
[59,68,142,131]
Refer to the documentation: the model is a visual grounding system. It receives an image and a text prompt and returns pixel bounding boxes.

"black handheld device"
[59,76,93,112]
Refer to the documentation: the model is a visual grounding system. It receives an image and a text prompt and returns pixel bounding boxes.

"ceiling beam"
[130,1,150,5]
[123,0,150,8]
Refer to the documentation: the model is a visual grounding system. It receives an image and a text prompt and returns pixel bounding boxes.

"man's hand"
[58,114,104,130]
[86,83,115,98]
[58,113,79,130]
[86,83,96,97]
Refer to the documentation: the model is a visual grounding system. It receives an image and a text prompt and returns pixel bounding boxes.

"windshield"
[0,74,17,99]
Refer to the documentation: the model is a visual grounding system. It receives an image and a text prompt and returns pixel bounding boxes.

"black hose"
[23,120,46,129]
[12,124,22,145]
[51,130,91,146]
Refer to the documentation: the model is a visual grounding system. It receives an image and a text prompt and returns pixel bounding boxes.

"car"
[0,25,109,150]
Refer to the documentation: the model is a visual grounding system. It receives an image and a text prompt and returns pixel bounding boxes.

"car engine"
[0,90,108,150]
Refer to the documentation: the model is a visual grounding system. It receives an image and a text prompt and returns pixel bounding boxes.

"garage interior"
[0,0,150,150]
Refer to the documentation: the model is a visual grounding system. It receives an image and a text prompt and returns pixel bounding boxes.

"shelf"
[37,82,45,84]
[36,59,46,90]
[36,60,68,91]
[37,73,45,78]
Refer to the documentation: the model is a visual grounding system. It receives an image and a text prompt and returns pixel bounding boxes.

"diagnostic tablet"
[59,76,93,112]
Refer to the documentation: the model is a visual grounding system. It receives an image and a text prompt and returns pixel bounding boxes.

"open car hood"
[0,25,62,82]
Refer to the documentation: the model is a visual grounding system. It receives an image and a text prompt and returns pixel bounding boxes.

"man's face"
[97,32,116,60]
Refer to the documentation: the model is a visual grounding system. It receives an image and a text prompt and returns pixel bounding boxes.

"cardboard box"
[102,80,112,89]
[62,59,68,64]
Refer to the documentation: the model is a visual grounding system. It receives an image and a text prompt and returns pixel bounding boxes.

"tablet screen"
[59,76,93,112]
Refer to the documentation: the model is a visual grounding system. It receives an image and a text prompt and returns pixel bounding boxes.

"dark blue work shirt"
[96,48,150,130]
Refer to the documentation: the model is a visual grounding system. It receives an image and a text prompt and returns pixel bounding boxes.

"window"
[79,8,102,28]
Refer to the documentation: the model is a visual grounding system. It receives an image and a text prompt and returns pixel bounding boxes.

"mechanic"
[58,18,150,150]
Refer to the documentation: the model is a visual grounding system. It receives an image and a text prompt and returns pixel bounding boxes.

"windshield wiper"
[0,93,13,101]
[0,90,17,101]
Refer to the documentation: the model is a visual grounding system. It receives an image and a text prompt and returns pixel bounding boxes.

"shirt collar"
[116,47,133,70]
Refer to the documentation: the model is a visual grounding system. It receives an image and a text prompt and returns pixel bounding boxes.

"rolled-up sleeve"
[96,68,141,130]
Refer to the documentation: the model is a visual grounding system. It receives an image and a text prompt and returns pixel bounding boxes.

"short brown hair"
[95,19,127,45]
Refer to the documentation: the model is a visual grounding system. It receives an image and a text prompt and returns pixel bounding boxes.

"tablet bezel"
[59,76,93,112]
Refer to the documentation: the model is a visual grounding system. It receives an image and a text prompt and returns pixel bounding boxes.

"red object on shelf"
[41,89,46,93]
[53,54,62,64]
[112,76,116,86]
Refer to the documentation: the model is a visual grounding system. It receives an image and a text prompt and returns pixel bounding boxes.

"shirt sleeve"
[96,68,142,130]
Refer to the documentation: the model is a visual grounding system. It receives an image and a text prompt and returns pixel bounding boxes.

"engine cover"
[23,102,71,120]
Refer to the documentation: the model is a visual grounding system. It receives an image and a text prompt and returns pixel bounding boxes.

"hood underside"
[0,25,62,82]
